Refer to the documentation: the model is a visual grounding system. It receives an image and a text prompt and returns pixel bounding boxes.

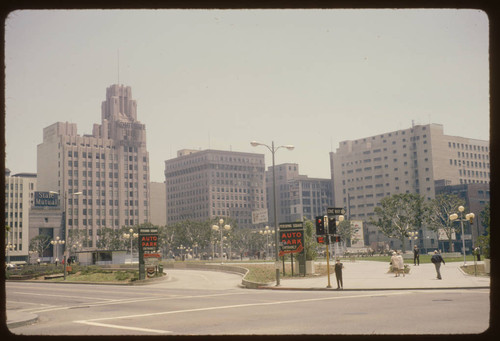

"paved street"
[6,262,491,335]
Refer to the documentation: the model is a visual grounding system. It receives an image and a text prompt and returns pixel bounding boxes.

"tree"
[96,227,124,251]
[424,193,465,252]
[371,193,424,252]
[337,219,359,249]
[29,234,51,258]
[303,219,317,261]
[477,202,490,258]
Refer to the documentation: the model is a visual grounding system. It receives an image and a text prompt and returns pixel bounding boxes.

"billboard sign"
[252,209,268,224]
[34,191,59,207]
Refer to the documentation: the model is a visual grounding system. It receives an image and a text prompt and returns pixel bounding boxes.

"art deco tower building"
[36,84,150,249]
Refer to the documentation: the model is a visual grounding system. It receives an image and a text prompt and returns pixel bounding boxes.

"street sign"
[279,222,304,256]
[327,207,346,216]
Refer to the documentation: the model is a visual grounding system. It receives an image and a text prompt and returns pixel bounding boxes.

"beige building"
[4,171,37,263]
[150,182,167,226]
[265,163,333,224]
[330,123,489,251]
[164,149,266,229]
[36,84,150,249]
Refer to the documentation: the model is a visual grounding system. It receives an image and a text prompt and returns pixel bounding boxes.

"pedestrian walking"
[334,259,344,289]
[431,250,446,279]
[390,252,400,277]
[413,245,420,266]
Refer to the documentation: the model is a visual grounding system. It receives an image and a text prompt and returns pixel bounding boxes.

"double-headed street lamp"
[123,229,138,262]
[259,226,275,259]
[50,236,65,265]
[5,242,16,265]
[212,218,231,263]
[251,140,294,286]
[450,206,475,265]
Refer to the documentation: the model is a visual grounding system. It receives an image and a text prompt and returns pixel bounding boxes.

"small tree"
[30,234,51,258]
[303,219,317,261]
[371,193,424,252]
[477,202,490,258]
[424,193,465,252]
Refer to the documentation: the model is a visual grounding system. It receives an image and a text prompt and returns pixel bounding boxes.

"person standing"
[431,250,446,279]
[334,259,344,289]
[396,251,405,277]
[390,252,400,277]
[413,245,420,266]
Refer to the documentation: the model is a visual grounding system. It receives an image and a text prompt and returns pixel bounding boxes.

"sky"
[4,9,490,182]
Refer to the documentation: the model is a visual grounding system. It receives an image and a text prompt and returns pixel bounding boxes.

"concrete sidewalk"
[262,260,490,291]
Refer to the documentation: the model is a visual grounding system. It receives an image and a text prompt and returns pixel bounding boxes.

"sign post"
[279,222,305,276]
[138,227,159,280]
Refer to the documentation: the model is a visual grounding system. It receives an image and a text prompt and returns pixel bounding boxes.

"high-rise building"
[164,149,266,229]
[265,163,333,224]
[36,84,150,249]
[150,181,167,226]
[330,123,489,251]
[4,172,37,264]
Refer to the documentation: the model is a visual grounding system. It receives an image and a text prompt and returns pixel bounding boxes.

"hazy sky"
[5,9,489,182]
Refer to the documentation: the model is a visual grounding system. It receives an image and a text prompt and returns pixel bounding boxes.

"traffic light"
[328,216,336,235]
[315,216,325,235]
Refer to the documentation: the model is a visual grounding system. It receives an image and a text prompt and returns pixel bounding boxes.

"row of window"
[448,141,488,152]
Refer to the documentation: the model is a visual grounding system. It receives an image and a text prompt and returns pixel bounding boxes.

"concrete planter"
[484,259,491,274]
[306,260,315,275]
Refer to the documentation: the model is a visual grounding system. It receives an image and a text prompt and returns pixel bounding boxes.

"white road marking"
[74,291,410,333]
[75,321,171,334]
[29,292,247,314]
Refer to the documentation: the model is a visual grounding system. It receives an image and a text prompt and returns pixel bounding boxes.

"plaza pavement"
[266,260,490,290]
[6,260,490,328]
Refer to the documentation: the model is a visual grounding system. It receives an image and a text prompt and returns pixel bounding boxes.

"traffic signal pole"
[324,215,332,288]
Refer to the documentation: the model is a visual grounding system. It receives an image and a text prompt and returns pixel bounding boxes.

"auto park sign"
[278,222,304,256]
[138,227,160,280]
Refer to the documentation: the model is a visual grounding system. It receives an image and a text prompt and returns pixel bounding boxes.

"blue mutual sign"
[34,192,59,207]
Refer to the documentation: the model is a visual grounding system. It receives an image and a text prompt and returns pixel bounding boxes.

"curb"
[7,313,39,329]
[255,286,490,291]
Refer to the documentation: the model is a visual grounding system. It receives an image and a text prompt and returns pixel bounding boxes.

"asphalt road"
[6,269,491,335]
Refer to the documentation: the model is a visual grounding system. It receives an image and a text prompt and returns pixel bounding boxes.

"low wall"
[162,262,269,289]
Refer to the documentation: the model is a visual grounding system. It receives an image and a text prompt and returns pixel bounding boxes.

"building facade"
[330,123,489,251]
[266,163,333,224]
[164,149,266,229]
[4,172,37,263]
[150,181,167,226]
[36,84,150,249]
[435,182,490,252]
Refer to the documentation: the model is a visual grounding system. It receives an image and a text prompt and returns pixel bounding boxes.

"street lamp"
[259,226,274,259]
[5,242,16,265]
[49,190,82,263]
[50,236,65,265]
[123,228,138,263]
[450,205,475,265]
[408,231,418,249]
[251,141,294,286]
[177,244,186,260]
[212,218,231,263]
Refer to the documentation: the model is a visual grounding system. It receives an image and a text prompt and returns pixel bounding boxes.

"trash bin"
[158,265,163,274]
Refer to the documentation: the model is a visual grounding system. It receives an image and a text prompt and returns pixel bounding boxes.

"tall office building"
[36,84,150,249]
[4,172,37,263]
[164,149,266,229]
[266,163,333,224]
[330,123,489,251]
